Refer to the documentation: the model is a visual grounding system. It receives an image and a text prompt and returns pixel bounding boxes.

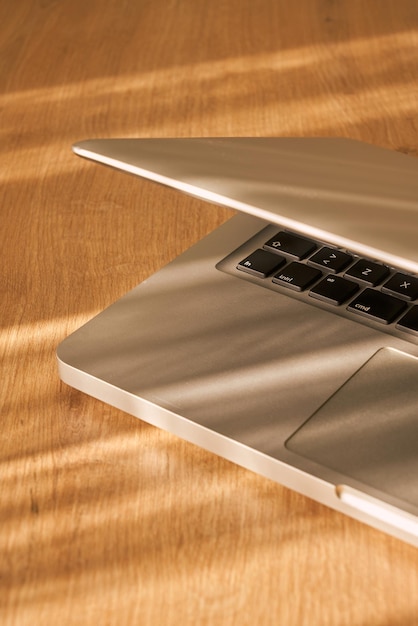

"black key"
[237,249,286,278]
[272,262,322,292]
[382,272,418,301]
[309,275,359,305]
[344,259,389,286]
[396,306,418,335]
[264,231,316,259]
[308,247,352,273]
[347,288,407,324]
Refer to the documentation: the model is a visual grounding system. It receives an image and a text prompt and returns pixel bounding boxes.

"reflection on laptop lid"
[72,137,418,271]
[58,138,418,546]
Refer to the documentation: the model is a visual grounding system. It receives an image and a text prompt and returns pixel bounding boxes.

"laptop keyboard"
[228,228,418,339]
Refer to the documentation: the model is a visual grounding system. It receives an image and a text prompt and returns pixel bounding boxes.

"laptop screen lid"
[72,137,418,272]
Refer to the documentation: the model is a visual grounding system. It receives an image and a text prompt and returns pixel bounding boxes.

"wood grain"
[1,1,418,624]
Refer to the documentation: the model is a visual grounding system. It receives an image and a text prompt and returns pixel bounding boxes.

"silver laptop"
[57,138,418,546]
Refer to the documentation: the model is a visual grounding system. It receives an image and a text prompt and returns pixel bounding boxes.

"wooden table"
[2,1,418,624]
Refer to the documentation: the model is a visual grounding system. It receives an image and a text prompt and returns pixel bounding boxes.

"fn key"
[237,249,286,278]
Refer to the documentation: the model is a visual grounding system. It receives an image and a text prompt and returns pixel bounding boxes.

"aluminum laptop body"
[57,138,418,546]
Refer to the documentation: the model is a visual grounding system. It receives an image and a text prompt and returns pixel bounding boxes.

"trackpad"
[286,347,418,507]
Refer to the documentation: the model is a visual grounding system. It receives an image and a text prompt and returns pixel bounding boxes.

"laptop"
[57,137,418,546]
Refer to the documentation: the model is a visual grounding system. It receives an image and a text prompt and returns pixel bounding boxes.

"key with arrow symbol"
[308,247,353,273]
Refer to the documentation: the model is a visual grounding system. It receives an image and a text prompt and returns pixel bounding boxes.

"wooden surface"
[1,1,418,624]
